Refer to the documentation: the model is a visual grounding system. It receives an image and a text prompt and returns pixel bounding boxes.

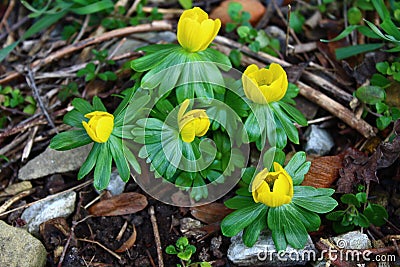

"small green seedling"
[165,237,211,267]
[0,85,37,115]
[77,49,117,82]
[326,192,388,233]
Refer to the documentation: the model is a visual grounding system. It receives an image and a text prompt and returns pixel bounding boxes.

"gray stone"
[304,125,334,156]
[21,191,76,235]
[18,145,91,180]
[228,231,316,266]
[0,220,47,267]
[332,231,371,250]
[133,31,176,44]
[96,170,126,196]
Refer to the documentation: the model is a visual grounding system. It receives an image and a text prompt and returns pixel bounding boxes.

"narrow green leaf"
[109,135,130,182]
[271,103,299,144]
[278,101,308,126]
[224,196,255,209]
[50,130,92,151]
[72,98,93,114]
[320,25,359,42]
[78,143,100,179]
[243,206,268,247]
[221,203,265,237]
[63,109,86,128]
[93,143,112,190]
[268,206,287,250]
[92,96,107,111]
[335,43,384,60]
[70,0,114,15]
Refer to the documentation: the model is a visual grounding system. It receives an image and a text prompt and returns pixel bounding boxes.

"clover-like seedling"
[326,192,388,233]
[165,237,211,267]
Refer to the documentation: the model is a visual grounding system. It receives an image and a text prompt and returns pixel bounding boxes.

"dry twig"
[149,206,164,267]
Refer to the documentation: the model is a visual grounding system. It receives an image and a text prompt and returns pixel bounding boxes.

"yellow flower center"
[252,162,294,207]
[82,111,114,143]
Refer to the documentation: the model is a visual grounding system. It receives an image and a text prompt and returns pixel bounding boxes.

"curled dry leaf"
[88,192,148,217]
[190,202,233,224]
[115,224,137,253]
[301,155,343,188]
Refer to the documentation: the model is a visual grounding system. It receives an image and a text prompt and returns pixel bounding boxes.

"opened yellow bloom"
[252,162,293,207]
[82,111,114,143]
[242,63,288,104]
[178,99,210,143]
[177,7,221,52]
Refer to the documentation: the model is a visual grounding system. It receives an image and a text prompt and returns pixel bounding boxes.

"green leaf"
[320,25,360,42]
[377,116,392,130]
[332,220,354,233]
[92,96,107,112]
[335,43,384,60]
[50,130,92,151]
[72,98,93,114]
[278,101,308,126]
[354,213,370,228]
[355,85,386,105]
[229,49,242,68]
[347,7,362,25]
[282,206,309,249]
[78,143,100,179]
[131,45,180,72]
[70,0,114,15]
[271,102,299,144]
[376,61,390,74]
[326,210,345,221]
[0,42,19,63]
[293,187,338,213]
[341,193,361,207]
[109,135,130,182]
[176,236,189,247]
[375,102,388,114]
[363,203,388,226]
[165,245,177,254]
[93,143,112,190]
[224,196,254,209]
[243,206,268,247]
[178,0,192,9]
[284,151,308,185]
[356,192,367,203]
[267,206,287,250]
[289,204,321,231]
[221,203,265,237]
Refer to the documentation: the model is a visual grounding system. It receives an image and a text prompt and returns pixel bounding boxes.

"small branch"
[0,21,173,85]
[78,238,122,261]
[25,68,56,130]
[149,206,164,267]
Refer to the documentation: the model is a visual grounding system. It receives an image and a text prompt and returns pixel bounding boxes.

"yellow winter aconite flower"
[252,162,294,207]
[177,7,221,53]
[242,63,288,104]
[178,99,210,143]
[82,111,114,143]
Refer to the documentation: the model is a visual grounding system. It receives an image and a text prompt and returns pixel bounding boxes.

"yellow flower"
[252,162,293,207]
[242,63,288,104]
[82,111,114,143]
[178,99,210,143]
[177,7,221,53]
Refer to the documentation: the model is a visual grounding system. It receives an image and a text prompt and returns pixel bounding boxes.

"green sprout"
[326,192,388,233]
[77,49,117,82]
[166,237,211,267]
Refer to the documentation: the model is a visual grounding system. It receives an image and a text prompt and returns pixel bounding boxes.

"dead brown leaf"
[302,155,342,188]
[88,192,148,216]
[337,120,400,193]
[115,224,137,253]
[190,203,232,224]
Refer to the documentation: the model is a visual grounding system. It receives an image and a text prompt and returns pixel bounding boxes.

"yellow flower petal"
[82,111,114,143]
[180,121,196,143]
[177,7,220,52]
[178,99,210,143]
[242,63,288,104]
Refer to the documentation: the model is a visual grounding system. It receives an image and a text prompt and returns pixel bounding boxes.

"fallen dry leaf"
[302,155,342,188]
[88,192,148,216]
[190,202,232,224]
[0,181,32,197]
[337,120,400,193]
[115,224,137,253]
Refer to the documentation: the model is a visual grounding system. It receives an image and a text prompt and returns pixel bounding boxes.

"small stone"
[0,220,47,267]
[180,217,206,239]
[210,0,266,26]
[18,145,91,180]
[332,231,371,250]
[21,191,76,235]
[96,170,126,196]
[228,231,316,266]
[304,125,334,156]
